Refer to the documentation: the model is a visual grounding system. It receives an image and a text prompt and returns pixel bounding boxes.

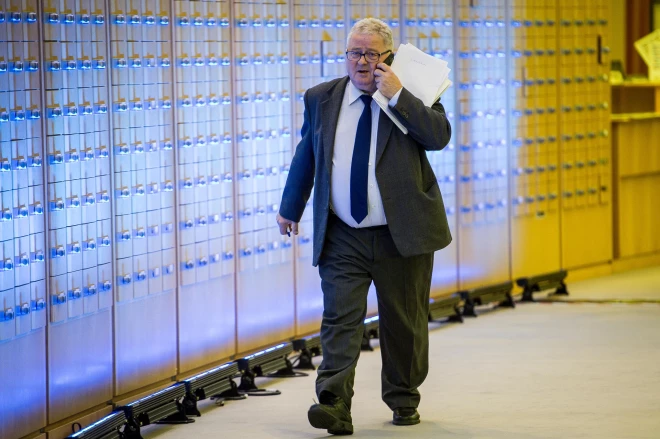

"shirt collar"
[347,80,370,106]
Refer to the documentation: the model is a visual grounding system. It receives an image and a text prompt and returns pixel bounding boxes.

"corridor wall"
[0,1,612,438]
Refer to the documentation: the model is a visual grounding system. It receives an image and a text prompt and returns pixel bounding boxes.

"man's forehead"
[348,33,385,48]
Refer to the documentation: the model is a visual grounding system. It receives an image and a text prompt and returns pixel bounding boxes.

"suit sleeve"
[279,91,315,222]
[390,87,452,151]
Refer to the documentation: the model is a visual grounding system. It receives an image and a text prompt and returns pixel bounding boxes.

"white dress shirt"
[330,81,402,228]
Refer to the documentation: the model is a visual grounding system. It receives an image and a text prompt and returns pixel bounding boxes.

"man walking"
[276,17,452,435]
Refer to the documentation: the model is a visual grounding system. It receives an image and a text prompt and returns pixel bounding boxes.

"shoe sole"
[393,417,421,426]
[308,406,353,435]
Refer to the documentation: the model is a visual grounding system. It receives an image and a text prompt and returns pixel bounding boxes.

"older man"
[277,18,452,434]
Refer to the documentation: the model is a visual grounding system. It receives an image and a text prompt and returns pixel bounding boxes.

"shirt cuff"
[388,88,403,107]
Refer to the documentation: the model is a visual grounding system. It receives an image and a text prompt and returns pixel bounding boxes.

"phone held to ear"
[383,52,394,66]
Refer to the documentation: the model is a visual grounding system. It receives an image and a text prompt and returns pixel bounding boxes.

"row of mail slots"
[110,132,288,157]
[114,237,302,279]
[48,263,113,322]
[178,129,291,143]
[0,185,598,287]
[158,17,607,29]
[21,11,607,29]
[510,104,608,116]
[0,195,45,230]
[49,224,112,269]
[509,47,604,56]
[511,161,607,175]
[14,157,604,230]
[111,237,291,297]
[507,131,610,146]
[42,15,107,43]
[0,232,45,284]
[0,281,48,339]
[1,67,599,91]
[45,223,161,272]
[105,53,344,67]
[0,12,609,32]
[62,186,501,235]
[455,105,608,121]
[0,50,608,81]
[0,185,610,286]
[454,191,604,212]
[0,204,43,238]
[0,152,43,176]
[455,49,603,60]
[12,131,607,170]
[509,77,607,87]
[456,139,549,149]
[509,19,608,27]
[0,10,40,42]
[1,173,292,221]
[3,55,604,82]
[1,176,522,241]
[510,186,608,205]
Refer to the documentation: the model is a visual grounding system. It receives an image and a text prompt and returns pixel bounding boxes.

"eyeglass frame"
[345,49,392,63]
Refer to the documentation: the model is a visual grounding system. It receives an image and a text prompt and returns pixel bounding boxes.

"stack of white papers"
[634,29,660,81]
[373,43,452,134]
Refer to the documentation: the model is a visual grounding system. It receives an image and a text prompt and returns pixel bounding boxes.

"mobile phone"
[383,52,394,66]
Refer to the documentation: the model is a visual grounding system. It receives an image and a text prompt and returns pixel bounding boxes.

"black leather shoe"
[393,407,420,426]
[308,396,354,435]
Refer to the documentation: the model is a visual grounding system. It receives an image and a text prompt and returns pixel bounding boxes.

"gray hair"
[346,18,393,50]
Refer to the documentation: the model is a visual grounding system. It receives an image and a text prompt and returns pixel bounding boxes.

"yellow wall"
[610,0,626,66]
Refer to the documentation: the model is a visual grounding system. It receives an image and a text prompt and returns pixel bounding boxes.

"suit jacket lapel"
[375,109,393,167]
[321,77,349,175]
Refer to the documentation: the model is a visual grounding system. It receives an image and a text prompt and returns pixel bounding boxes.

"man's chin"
[351,78,376,93]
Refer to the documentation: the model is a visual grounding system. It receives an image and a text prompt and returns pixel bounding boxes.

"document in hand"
[390,43,452,106]
[373,43,452,134]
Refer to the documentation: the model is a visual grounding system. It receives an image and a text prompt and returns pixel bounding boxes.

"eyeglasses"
[345,49,392,63]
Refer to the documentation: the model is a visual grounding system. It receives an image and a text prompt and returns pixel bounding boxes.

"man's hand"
[374,63,402,99]
[276,212,298,236]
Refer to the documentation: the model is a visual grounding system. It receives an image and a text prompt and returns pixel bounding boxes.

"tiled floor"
[557,266,660,301]
[142,267,660,439]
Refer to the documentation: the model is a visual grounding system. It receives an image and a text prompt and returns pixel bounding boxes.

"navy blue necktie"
[350,94,373,224]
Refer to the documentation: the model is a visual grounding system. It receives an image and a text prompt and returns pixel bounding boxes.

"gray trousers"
[316,213,433,411]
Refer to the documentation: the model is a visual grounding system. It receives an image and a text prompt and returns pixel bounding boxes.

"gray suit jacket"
[280,76,452,266]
